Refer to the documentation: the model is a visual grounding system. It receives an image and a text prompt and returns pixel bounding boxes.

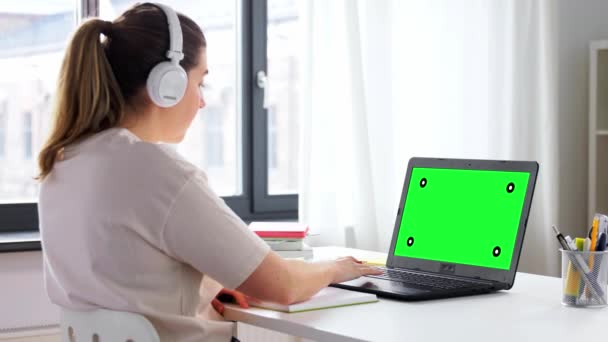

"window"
[0,101,7,159]
[266,0,301,195]
[267,107,278,169]
[0,2,77,207]
[203,106,225,169]
[0,0,298,241]
[251,0,299,211]
[23,112,32,160]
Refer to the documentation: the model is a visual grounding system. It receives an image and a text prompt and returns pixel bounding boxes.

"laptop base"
[331,277,497,301]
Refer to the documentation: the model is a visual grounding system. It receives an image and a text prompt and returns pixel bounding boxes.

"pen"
[565,236,577,250]
[591,218,599,252]
[585,218,600,300]
[552,225,571,250]
[552,226,588,272]
[597,233,606,252]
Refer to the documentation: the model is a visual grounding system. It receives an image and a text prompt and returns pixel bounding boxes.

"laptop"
[331,157,539,301]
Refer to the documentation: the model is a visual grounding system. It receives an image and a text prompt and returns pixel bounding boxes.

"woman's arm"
[236,251,382,305]
[159,172,380,304]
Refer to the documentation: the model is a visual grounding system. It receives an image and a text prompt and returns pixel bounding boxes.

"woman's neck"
[118,107,165,143]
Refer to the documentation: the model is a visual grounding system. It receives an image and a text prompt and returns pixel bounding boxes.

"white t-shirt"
[39,127,270,342]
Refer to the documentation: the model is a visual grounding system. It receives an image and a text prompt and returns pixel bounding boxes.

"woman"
[37,3,381,341]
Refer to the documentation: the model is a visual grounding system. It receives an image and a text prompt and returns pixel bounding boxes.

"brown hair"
[37,3,206,180]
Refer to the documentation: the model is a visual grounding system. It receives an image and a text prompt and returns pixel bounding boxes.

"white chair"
[60,307,160,342]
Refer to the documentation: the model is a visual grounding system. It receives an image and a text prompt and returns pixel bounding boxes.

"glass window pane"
[0,102,7,159]
[100,0,241,197]
[267,0,301,195]
[0,1,77,203]
[23,112,33,159]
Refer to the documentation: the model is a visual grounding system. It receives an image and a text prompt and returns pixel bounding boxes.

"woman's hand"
[211,288,260,315]
[330,256,384,284]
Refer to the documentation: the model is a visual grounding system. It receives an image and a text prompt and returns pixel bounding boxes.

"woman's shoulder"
[74,127,200,179]
[141,142,199,176]
[122,133,199,177]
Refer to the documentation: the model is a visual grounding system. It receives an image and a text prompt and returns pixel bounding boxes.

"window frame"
[0,0,298,252]
[250,0,298,213]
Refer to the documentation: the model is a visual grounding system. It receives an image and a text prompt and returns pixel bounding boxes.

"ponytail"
[37,18,124,180]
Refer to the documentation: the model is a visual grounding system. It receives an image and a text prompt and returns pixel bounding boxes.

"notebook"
[251,287,378,313]
[332,157,539,301]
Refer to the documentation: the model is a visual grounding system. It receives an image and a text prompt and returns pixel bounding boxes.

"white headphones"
[146,3,187,108]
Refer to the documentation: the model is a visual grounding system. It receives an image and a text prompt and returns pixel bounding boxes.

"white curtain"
[299,0,560,276]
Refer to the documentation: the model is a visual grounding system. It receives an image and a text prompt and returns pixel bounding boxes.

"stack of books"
[249,221,313,259]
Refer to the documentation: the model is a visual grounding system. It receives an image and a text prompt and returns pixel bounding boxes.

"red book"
[249,222,309,238]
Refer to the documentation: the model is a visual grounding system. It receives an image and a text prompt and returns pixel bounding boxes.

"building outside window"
[0,101,7,159]
[203,106,224,169]
[23,111,32,160]
[267,106,278,169]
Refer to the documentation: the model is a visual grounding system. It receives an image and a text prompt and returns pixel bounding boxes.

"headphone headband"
[154,3,183,63]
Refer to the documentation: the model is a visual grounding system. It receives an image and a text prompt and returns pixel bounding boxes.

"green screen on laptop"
[393,167,530,270]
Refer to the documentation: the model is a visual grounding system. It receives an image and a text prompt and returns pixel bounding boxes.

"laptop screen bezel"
[386,157,539,287]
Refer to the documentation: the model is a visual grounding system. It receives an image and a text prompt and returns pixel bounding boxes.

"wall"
[556,0,608,239]
[0,251,59,337]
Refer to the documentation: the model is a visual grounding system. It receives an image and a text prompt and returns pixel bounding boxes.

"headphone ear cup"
[146,61,188,108]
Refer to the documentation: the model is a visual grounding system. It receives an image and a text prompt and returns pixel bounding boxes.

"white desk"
[224,247,608,342]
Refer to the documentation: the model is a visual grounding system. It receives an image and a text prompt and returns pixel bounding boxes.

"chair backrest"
[60,308,160,342]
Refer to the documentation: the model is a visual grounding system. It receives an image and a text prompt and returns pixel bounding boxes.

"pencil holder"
[561,249,608,307]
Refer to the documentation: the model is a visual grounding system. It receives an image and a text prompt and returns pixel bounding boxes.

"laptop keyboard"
[367,267,483,290]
